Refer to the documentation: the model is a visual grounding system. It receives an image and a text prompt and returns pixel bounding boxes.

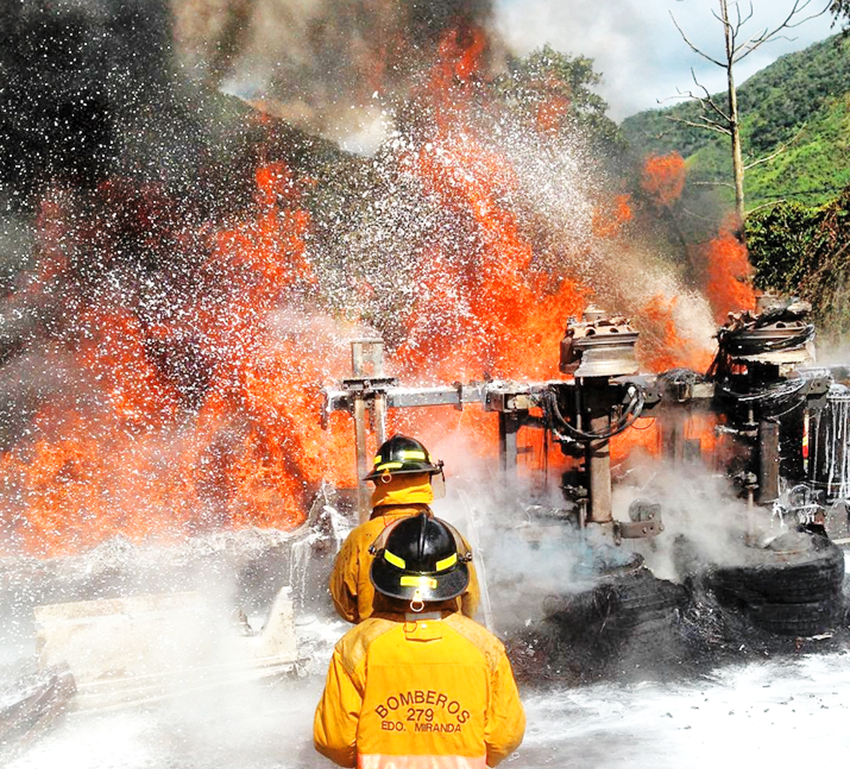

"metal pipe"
[746,405,756,511]
[350,339,386,523]
[587,415,613,523]
[353,397,370,522]
[351,338,384,377]
[373,392,388,446]
[757,419,780,504]
[499,412,519,476]
[660,407,685,465]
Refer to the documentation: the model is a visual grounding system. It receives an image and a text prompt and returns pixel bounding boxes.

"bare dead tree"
[669,0,831,225]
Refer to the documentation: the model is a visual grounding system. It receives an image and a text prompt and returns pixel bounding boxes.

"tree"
[746,184,850,339]
[492,46,626,159]
[669,0,831,225]
[830,0,850,28]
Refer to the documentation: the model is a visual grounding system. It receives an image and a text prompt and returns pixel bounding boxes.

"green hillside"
[621,34,850,211]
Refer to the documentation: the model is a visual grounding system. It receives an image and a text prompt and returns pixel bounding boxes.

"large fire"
[0,164,358,557]
[640,152,686,209]
[703,223,757,323]
[0,15,752,557]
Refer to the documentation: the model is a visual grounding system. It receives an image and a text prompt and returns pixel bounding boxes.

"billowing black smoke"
[0,0,206,210]
[0,0,501,211]
[173,0,500,145]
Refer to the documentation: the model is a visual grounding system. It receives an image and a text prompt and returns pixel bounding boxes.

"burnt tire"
[705,532,844,606]
[543,567,686,642]
[703,531,845,637]
[605,569,687,633]
[534,565,687,681]
[745,598,842,637]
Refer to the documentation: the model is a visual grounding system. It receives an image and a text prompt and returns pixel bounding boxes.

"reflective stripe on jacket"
[329,505,480,624]
[313,612,525,768]
[358,754,484,769]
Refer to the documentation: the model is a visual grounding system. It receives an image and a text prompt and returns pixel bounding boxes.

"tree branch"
[723,0,753,50]
[734,0,832,62]
[682,205,725,222]
[746,199,787,216]
[666,114,732,136]
[690,180,736,189]
[665,78,729,128]
[669,11,726,67]
[743,123,808,170]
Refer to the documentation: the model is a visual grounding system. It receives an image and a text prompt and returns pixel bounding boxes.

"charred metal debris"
[323,297,850,679]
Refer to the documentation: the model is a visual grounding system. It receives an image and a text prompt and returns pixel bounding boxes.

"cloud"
[494,0,839,120]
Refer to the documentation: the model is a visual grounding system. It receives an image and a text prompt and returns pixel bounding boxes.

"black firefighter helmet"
[370,512,471,603]
[364,434,444,482]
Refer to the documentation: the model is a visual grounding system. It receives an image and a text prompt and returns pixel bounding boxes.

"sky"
[495,0,842,120]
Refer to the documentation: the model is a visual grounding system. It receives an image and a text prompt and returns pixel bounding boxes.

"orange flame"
[592,194,632,238]
[611,411,719,469]
[634,294,712,373]
[422,24,487,122]
[391,131,586,382]
[703,224,757,323]
[640,152,686,208]
[0,162,355,557]
[611,417,660,465]
[3,26,739,557]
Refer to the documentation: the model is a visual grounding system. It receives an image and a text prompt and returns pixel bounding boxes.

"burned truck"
[4,299,847,739]
[322,298,849,680]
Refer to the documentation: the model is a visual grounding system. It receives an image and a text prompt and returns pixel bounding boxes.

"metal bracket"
[613,518,664,543]
[340,376,399,393]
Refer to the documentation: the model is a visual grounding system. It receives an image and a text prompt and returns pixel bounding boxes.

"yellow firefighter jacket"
[314,610,525,769]
[329,504,480,624]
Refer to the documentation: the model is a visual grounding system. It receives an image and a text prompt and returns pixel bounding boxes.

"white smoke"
[612,458,774,582]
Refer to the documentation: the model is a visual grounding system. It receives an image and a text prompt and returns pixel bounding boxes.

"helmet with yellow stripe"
[364,434,444,482]
[369,513,471,604]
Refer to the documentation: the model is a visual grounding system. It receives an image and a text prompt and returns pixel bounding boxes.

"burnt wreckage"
[323,299,850,680]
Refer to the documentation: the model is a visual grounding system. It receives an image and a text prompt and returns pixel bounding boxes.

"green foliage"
[621,34,850,209]
[737,36,850,155]
[745,188,850,338]
[493,45,627,158]
[831,0,850,27]
[745,201,827,292]
[620,30,850,335]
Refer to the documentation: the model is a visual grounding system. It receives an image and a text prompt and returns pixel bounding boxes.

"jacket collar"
[369,503,432,519]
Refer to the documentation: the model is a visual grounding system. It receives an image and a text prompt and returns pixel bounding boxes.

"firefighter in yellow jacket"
[329,434,480,623]
[315,513,525,769]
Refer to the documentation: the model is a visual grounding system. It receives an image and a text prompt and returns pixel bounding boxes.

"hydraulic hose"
[543,383,645,443]
[718,324,815,357]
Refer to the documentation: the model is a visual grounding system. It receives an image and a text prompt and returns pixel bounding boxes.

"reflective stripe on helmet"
[384,550,406,569]
[399,575,438,589]
[372,449,430,467]
[383,549,457,574]
[374,461,404,472]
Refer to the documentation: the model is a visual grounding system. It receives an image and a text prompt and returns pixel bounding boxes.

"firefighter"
[329,434,480,623]
[314,513,525,769]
